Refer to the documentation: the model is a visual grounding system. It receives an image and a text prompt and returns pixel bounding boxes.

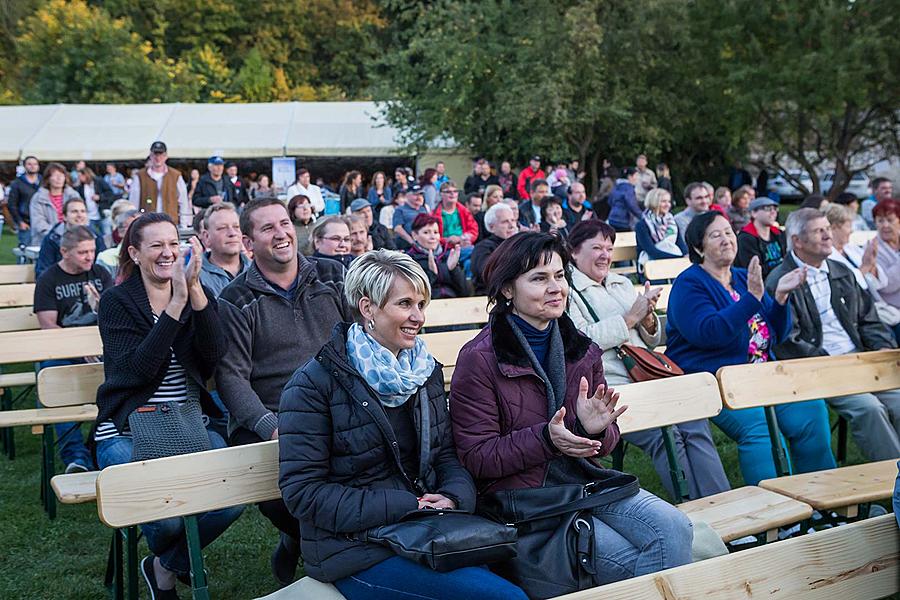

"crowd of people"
[11,141,900,599]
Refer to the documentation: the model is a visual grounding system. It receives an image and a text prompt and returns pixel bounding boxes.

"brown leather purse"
[573,286,683,383]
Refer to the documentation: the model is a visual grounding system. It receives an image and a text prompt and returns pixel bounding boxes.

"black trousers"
[229,427,301,541]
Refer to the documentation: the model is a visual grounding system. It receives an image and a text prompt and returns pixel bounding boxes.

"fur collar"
[490,310,592,369]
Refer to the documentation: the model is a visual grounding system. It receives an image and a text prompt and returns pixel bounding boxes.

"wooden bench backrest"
[566,513,898,600]
[849,229,877,246]
[614,231,636,247]
[425,296,490,328]
[97,441,280,527]
[611,246,637,262]
[420,330,479,368]
[37,362,104,407]
[0,306,39,333]
[0,283,36,308]
[0,264,35,285]
[0,326,102,364]
[615,373,721,434]
[643,258,690,282]
[717,349,900,409]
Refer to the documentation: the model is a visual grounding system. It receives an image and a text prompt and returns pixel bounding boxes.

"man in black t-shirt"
[34,226,112,472]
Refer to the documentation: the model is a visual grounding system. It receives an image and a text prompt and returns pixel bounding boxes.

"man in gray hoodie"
[216,197,351,586]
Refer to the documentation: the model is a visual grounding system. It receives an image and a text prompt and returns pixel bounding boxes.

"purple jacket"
[449,312,620,493]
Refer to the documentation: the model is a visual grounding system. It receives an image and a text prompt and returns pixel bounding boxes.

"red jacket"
[431,202,479,244]
[449,312,619,493]
[517,166,546,200]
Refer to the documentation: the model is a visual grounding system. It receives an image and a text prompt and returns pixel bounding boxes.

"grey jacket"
[215,254,352,440]
[29,186,82,247]
[765,253,896,359]
[199,251,250,298]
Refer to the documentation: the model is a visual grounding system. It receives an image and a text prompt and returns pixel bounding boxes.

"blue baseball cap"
[208,155,224,165]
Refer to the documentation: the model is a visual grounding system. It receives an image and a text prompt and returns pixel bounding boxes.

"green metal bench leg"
[125,526,139,600]
[184,515,210,600]
[112,529,125,600]
[836,415,848,464]
[763,406,791,478]
[661,425,688,503]
[42,426,57,519]
[611,441,626,471]
[1,387,13,460]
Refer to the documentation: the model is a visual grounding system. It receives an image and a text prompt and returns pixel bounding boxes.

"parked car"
[820,171,869,199]
[767,170,814,200]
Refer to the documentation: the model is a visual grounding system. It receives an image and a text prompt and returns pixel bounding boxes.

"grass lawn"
[0,223,887,599]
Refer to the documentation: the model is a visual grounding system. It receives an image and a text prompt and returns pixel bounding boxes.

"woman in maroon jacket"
[449,232,693,587]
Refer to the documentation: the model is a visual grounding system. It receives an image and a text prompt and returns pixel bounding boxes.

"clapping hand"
[860,239,879,277]
[575,377,627,435]
[641,281,662,330]
[418,493,456,510]
[547,406,603,457]
[446,245,461,271]
[184,237,203,289]
[84,282,101,313]
[427,248,439,274]
[774,266,807,305]
[747,256,764,300]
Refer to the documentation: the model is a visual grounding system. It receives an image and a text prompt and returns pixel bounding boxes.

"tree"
[14,0,171,103]
[689,0,900,198]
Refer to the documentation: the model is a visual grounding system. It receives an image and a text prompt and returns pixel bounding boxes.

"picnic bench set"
[0,256,896,599]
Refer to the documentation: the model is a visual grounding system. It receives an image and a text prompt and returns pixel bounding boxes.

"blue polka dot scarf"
[346,322,436,407]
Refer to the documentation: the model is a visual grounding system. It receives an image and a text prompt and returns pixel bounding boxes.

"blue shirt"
[392,204,428,233]
[510,314,552,368]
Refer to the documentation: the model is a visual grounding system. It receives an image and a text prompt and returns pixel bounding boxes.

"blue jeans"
[16,226,31,247]
[711,400,836,486]
[38,359,93,469]
[96,428,244,575]
[893,460,900,528]
[334,556,527,600]
[592,489,693,584]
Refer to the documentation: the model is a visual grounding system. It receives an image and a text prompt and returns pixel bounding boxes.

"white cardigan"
[567,267,661,386]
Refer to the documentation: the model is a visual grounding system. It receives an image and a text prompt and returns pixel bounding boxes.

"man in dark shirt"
[36,197,106,278]
[463,158,499,196]
[7,155,41,247]
[193,155,235,209]
[735,197,786,279]
[350,198,396,251]
[34,226,112,473]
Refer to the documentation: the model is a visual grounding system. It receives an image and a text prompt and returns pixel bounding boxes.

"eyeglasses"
[323,236,351,244]
[441,189,459,195]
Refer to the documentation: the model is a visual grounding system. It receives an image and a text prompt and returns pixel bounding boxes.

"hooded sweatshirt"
[735,222,786,279]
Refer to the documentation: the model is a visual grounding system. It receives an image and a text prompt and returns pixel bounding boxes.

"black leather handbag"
[365,508,518,572]
[478,472,640,599]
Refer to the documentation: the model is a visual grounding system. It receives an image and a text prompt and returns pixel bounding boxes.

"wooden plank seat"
[0,283,37,308]
[759,459,898,519]
[51,470,99,505]
[677,487,812,543]
[558,513,899,600]
[0,404,97,427]
[0,264,36,285]
[0,371,37,389]
[642,257,690,282]
[423,296,490,328]
[0,326,102,364]
[0,306,39,333]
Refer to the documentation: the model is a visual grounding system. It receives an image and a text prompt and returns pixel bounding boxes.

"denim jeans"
[591,488,693,585]
[16,226,31,247]
[334,556,528,600]
[893,460,900,528]
[711,400,836,486]
[96,428,245,576]
[38,359,93,469]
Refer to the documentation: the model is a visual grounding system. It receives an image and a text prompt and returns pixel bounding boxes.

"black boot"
[271,533,300,587]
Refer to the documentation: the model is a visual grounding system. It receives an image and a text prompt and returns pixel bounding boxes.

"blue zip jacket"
[607,180,642,230]
[664,264,791,375]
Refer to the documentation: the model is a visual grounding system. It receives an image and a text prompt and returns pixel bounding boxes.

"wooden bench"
[423,296,490,328]
[558,513,898,600]
[0,283,36,308]
[0,306,40,333]
[643,257,690,282]
[610,231,638,274]
[421,329,481,388]
[0,264,36,285]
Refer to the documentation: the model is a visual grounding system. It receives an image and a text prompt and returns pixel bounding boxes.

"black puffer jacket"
[278,323,476,582]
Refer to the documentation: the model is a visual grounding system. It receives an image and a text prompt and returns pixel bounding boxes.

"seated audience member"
[97,209,139,276]
[665,211,836,485]
[348,214,373,259]
[567,221,729,500]
[824,204,878,291]
[735,197,786,279]
[539,196,569,238]
[477,184,505,242]
[607,167,642,232]
[93,214,242,598]
[350,198,395,251]
[517,178,550,229]
[727,185,754,232]
[377,188,403,234]
[107,198,137,246]
[863,177,893,228]
[674,182,712,245]
[279,250,527,600]
[36,197,106,278]
[834,192,869,231]
[216,197,351,586]
[767,208,900,460]
[450,232,693,587]
[563,181,592,227]
[288,194,316,256]
[431,180,479,257]
[713,186,732,212]
[464,192,483,218]
[74,167,117,235]
[250,174,276,200]
[365,171,393,214]
[199,203,249,297]
[30,162,82,248]
[799,194,828,211]
[405,214,468,299]
[34,226,112,473]
[471,203,519,295]
[392,184,428,250]
[872,199,900,339]
[311,216,354,269]
[635,187,687,268]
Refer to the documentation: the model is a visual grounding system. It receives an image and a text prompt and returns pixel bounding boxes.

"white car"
[767,170,814,200]
[820,171,869,199]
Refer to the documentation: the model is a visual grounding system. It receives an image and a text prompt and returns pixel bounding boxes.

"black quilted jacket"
[277,322,476,582]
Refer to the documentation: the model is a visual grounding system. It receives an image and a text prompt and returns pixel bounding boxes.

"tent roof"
[0,102,435,162]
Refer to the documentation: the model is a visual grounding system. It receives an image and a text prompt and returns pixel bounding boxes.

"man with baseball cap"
[516,155,546,201]
[350,198,396,251]
[129,141,191,226]
[194,155,236,209]
[735,196,787,278]
[392,183,428,249]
